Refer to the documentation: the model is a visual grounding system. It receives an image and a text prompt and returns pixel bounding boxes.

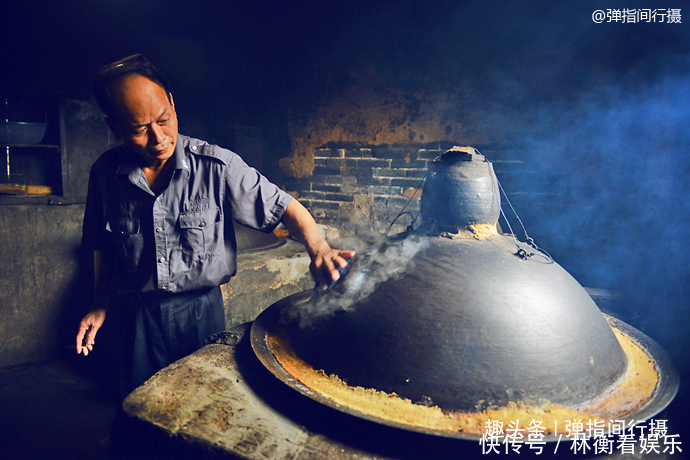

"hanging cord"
[489,164,554,263]
[384,153,442,236]
[385,148,553,265]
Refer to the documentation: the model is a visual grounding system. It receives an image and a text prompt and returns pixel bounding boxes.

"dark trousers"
[117,286,225,398]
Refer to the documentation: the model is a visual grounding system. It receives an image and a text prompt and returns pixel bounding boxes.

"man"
[75,54,353,396]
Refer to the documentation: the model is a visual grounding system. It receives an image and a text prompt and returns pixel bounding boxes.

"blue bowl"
[0,121,48,145]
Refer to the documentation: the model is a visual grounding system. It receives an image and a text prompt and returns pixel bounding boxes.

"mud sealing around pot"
[267,321,658,437]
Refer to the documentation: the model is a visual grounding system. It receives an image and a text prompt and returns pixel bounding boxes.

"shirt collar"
[115,134,190,179]
[172,135,190,173]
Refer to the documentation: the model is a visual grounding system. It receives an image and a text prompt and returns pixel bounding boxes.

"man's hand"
[76,308,106,356]
[310,246,357,288]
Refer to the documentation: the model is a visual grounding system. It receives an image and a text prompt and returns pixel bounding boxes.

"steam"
[284,233,430,328]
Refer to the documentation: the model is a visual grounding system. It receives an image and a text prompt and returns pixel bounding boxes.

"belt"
[121,287,214,303]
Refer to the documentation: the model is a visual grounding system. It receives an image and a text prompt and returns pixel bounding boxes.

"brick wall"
[282,141,567,238]
[284,143,452,235]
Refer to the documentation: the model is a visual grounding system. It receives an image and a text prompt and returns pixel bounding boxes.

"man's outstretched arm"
[76,250,113,356]
[280,199,355,287]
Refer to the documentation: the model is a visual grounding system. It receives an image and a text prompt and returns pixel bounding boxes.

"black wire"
[384,154,441,236]
[479,149,553,264]
[384,149,552,265]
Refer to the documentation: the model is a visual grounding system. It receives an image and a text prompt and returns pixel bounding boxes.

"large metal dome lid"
[286,234,630,411]
[250,146,678,439]
[251,283,678,441]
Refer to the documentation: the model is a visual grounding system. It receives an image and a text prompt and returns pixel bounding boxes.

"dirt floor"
[0,358,120,460]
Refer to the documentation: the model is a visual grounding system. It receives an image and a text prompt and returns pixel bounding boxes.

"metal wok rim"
[250,290,679,442]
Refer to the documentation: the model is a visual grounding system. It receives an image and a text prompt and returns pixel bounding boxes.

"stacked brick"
[282,141,567,238]
[284,144,451,235]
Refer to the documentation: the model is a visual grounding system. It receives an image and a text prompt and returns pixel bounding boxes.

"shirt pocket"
[106,218,143,272]
[179,207,222,259]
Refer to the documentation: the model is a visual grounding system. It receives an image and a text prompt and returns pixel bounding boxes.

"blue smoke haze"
[494,66,690,360]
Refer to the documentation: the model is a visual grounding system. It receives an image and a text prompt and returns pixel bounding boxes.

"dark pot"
[420,147,500,228]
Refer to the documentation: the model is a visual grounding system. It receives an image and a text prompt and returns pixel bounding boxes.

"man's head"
[93,54,172,121]
[93,55,178,166]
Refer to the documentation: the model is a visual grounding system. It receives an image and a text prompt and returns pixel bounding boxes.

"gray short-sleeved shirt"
[82,134,292,295]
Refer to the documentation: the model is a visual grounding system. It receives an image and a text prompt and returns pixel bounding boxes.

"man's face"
[107,74,178,167]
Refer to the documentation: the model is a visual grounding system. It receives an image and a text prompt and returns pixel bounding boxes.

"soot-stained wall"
[0,205,86,367]
[0,99,111,367]
[279,70,503,178]
[285,144,439,235]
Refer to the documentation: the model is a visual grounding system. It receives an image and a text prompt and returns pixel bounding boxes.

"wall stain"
[280,69,504,178]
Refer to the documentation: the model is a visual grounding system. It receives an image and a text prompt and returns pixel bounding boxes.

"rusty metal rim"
[250,290,679,442]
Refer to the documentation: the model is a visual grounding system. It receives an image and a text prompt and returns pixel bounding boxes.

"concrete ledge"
[221,239,313,329]
[122,326,481,459]
[122,326,380,459]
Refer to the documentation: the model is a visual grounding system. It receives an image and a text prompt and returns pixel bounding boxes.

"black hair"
[92,54,172,120]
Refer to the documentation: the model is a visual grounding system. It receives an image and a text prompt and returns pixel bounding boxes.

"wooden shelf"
[1,144,60,149]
